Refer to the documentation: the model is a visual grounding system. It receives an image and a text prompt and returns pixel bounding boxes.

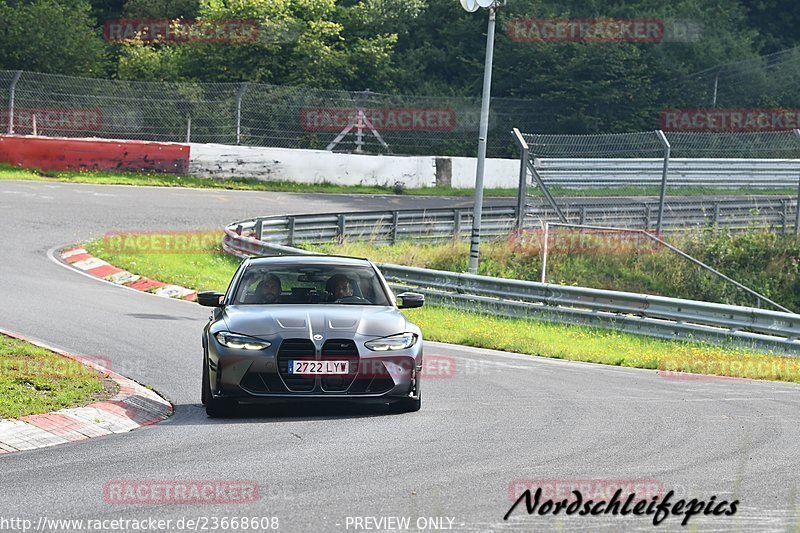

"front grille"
[321,340,359,392]
[277,339,316,392]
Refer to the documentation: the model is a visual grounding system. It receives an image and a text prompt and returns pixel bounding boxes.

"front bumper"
[206,335,422,403]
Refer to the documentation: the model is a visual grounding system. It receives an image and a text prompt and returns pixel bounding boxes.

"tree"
[115,0,410,90]
[0,0,108,76]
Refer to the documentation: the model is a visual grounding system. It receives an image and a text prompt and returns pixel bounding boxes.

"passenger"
[255,274,282,303]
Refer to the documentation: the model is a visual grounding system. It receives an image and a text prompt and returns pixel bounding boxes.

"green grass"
[0,334,112,419]
[83,231,800,384]
[86,234,239,293]
[1,164,794,197]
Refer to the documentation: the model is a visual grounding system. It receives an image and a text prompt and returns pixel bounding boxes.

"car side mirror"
[197,291,225,307]
[397,292,424,309]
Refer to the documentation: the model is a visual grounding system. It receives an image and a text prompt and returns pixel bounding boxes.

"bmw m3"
[198,255,425,417]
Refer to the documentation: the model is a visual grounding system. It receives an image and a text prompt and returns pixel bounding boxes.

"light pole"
[461,0,501,274]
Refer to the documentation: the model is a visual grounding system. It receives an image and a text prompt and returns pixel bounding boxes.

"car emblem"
[313,334,323,341]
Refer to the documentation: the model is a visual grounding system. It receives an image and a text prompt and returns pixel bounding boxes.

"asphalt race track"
[2,179,800,532]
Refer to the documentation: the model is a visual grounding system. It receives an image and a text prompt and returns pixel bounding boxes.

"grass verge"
[1,164,794,197]
[0,333,114,419]
[84,232,800,385]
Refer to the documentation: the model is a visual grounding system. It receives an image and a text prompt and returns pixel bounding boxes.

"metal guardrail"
[222,212,800,355]
[535,158,800,188]
[237,198,798,245]
[253,206,520,246]
[539,196,799,232]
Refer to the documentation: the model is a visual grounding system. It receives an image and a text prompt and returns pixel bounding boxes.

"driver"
[255,274,282,303]
[326,274,354,300]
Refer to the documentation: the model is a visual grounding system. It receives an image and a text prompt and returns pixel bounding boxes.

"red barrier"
[0,135,190,174]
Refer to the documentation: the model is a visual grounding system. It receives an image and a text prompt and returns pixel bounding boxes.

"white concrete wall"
[450,156,520,188]
[189,143,520,188]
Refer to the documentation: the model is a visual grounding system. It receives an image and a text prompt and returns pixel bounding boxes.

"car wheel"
[389,391,422,413]
[202,358,235,417]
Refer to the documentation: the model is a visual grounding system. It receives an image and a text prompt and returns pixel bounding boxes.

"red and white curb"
[61,247,197,301]
[0,329,173,454]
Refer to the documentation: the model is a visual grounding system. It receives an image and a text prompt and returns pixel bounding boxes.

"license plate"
[288,360,349,375]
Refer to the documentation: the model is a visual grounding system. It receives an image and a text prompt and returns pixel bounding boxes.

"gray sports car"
[198,255,425,417]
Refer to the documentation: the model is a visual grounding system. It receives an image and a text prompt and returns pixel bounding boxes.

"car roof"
[246,254,373,268]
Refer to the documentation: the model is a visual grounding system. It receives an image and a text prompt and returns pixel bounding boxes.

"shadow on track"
[167,402,407,425]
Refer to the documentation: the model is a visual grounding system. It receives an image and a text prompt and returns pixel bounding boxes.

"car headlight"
[364,333,418,351]
[214,332,271,350]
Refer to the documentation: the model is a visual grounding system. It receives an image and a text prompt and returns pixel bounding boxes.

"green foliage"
[0,0,108,76]
[4,0,800,133]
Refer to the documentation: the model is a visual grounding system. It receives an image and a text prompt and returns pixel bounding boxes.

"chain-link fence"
[667,46,800,109]
[0,70,566,157]
[514,129,800,234]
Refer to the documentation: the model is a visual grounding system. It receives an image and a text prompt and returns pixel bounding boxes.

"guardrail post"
[287,217,295,246]
[235,81,249,145]
[644,204,651,230]
[337,214,346,243]
[453,209,462,240]
[390,211,399,244]
[7,71,21,134]
[579,206,587,225]
[712,202,720,226]
[655,130,671,235]
[254,218,263,242]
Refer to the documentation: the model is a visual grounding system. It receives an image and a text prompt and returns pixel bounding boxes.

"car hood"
[221,305,410,339]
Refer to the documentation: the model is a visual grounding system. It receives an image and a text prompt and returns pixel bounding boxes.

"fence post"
[512,128,529,230]
[794,130,800,234]
[7,71,22,134]
[781,199,788,234]
[655,130,671,235]
[186,116,191,143]
[540,222,549,283]
[235,82,248,145]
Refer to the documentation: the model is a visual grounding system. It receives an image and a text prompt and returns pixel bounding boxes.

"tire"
[202,358,235,417]
[389,391,422,413]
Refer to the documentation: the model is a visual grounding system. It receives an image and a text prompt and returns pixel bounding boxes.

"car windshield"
[232,263,392,306]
